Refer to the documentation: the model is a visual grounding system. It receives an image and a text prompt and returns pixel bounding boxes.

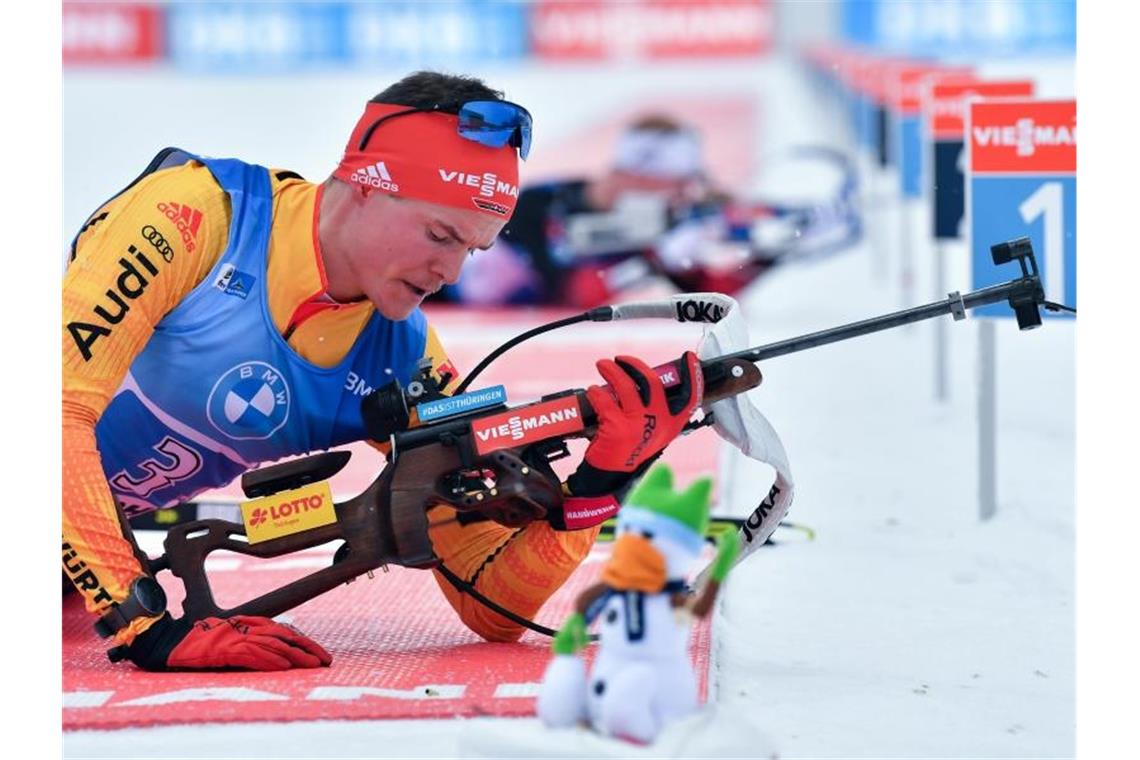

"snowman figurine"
[537,463,741,744]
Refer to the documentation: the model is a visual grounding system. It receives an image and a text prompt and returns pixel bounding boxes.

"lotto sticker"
[240,480,337,544]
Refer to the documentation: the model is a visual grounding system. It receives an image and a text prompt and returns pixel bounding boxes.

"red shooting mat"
[63,544,713,730]
[63,308,724,730]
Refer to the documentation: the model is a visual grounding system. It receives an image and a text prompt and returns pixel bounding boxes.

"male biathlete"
[63,71,701,671]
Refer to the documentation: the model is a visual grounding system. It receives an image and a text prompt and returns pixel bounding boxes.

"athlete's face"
[328,185,506,320]
[612,172,698,209]
[592,170,704,214]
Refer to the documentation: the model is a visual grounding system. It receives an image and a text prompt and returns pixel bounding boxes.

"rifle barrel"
[394,276,1039,454]
[721,277,1036,365]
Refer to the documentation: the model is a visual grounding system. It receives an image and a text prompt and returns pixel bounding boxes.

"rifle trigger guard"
[436,448,563,529]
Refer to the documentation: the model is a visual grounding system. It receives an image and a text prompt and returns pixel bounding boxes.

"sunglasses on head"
[359,100,533,160]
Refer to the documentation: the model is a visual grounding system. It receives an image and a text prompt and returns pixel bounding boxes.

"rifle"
[148,237,1067,627]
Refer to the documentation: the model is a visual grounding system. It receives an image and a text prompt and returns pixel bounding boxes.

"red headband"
[333,102,520,218]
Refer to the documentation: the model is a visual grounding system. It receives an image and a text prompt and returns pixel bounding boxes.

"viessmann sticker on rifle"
[239,480,337,544]
[470,396,584,455]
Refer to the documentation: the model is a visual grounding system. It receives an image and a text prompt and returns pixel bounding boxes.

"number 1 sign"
[967,99,1076,318]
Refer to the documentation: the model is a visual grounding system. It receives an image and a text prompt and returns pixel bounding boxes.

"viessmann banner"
[63,1,772,69]
[530,0,772,60]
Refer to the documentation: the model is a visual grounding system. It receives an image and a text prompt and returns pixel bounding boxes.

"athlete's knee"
[431,568,527,642]
[431,523,596,642]
[457,603,527,643]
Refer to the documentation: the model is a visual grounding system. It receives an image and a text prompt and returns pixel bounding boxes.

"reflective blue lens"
[360,100,534,160]
[458,100,532,160]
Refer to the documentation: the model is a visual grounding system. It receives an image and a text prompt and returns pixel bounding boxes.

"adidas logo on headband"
[350,161,399,192]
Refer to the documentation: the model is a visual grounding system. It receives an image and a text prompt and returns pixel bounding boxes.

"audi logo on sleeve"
[140,225,174,262]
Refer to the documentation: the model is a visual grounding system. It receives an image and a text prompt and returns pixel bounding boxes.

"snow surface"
[63,54,1074,758]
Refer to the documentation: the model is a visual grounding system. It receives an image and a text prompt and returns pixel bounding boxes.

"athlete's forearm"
[62,161,228,642]
[61,400,140,602]
[62,409,161,643]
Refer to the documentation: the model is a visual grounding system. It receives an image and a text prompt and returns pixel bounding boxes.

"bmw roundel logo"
[206,361,291,440]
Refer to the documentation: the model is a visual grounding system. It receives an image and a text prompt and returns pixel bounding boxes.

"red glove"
[566,351,703,498]
[114,613,332,671]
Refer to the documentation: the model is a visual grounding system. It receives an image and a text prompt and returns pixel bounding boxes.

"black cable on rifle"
[454,309,612,394]
[1043,300,1077,314]
[436,514,814,640]
[434,561,599,642]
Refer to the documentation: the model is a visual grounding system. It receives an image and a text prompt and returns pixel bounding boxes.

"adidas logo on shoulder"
[350,161,399,192]
[156,201,203,254]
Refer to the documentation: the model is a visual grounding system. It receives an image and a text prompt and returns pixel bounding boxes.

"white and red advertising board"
[530,0,772,60]
[63,2,164,65]
[887,65,970,198]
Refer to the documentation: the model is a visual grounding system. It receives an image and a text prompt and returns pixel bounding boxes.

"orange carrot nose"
[601,534,667,593]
